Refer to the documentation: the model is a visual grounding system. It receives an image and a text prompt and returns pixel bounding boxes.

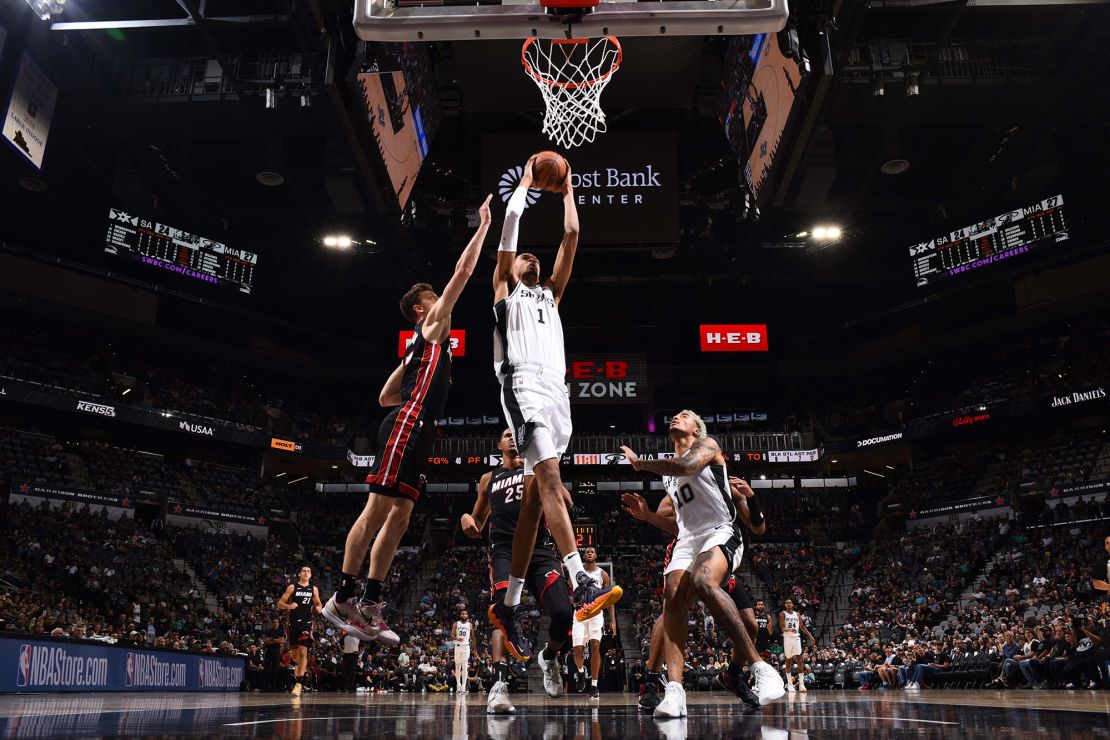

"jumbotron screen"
[105,208,258,294]
[910,194,1068,288]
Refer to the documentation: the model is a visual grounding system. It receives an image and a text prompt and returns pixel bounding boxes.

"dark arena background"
[0,0,1109,737]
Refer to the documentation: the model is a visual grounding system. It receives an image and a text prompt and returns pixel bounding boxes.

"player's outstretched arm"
[460,471,493,538]
[621,437,720,478]
[621,492,677,535]
[546,166,579,305]
[494,157,535,303]
[424,194,493,338]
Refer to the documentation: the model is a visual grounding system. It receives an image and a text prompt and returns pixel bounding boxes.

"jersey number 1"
[537,308,545,324]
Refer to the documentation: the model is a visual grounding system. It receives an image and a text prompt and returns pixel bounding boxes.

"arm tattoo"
[635,439,718,477]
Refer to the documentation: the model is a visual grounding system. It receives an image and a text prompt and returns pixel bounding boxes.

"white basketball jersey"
[581,567,604,589]
[782,611,800,635]
[493,282,565,380]
[455,621,472,645]
[663,462,736,540]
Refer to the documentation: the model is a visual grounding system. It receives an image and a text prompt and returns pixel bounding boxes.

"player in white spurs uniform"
[622,410,786,718]
[488,155,621,661]
[451,610,476,693]
[780,599,816,692]
[571,547,617,699]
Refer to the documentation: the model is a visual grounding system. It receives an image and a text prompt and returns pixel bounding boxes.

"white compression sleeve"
[498,185,528,252]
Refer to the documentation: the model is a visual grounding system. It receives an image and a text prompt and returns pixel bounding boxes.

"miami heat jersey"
[493,282,565,380]
[662,461,736,540]
[487,466,554,549]
[289,583,314,624]
[398,327,452,419]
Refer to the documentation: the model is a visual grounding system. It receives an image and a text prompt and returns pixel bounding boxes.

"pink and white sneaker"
[323,595,379,642]
[356,600,400,645]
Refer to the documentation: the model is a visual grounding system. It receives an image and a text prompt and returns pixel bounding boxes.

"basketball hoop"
[521,35,622,149]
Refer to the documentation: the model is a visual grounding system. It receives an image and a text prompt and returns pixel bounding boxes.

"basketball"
[531,150,569,192]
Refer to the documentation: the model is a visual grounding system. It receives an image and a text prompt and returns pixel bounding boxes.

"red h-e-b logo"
[398,330,467,358]
[699,324,768,352]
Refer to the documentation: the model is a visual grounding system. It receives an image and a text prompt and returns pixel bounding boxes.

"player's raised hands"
[478,194,492,227]
[521,155,536,185]
[621,492,649,520]
[619,445,643,471]
[559,163,574,195]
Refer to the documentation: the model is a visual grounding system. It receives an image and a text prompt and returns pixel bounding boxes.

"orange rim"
[521,36,623,91]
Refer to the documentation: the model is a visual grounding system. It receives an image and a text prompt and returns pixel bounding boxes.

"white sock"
[563,552,585,584]
[590,679,598,687]
[504,576,525,607]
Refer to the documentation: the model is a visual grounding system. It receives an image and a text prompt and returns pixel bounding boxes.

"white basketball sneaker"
[487,680,516,714]
[653,681,687,719]
[752,661,787,705]
[539,649,563,697]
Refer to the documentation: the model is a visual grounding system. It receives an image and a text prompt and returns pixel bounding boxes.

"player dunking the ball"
[621,410,785,718]
[278,565,322,696]
[324,194,493,644]
[488,154,621,660]
[460,428,574,714]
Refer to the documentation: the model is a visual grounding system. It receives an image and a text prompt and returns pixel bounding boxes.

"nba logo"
[16,645,31,687]
[126,654,135,687]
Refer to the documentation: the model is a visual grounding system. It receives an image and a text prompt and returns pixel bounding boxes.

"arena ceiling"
[0,0,1108,339]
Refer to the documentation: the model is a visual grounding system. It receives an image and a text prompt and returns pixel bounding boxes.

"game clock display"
[574,524,597,548]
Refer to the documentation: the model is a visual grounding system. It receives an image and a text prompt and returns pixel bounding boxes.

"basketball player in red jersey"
[324,194,493,644]
[489,156,621,660]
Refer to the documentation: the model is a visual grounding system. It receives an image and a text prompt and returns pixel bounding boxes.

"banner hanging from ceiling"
[2,53,58,170]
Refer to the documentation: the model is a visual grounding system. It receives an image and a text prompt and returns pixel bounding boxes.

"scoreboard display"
[574,523,597,549]
[910,194,1067,288]
[105,208,258,294]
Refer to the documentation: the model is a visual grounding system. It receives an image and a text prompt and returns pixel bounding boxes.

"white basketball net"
[522,36,622,149]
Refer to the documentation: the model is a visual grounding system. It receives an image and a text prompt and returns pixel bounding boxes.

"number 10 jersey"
[663,461,736,541]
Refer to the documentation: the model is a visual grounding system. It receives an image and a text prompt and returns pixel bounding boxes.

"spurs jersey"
[782,610,801,636]
[454,620,472,645]
[493,282,565,380]
[580,567,604,590]
[662,460,736,540]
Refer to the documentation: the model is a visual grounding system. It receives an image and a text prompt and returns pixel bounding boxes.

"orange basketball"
[532,150,569,192]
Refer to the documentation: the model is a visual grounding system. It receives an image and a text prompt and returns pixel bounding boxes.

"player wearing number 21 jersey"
[622,411,785,718]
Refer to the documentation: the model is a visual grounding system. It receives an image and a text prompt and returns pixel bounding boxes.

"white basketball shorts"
[663,525,744,576]
[500,369,572,475]
[572,613,604,646]
[783,636,802,658]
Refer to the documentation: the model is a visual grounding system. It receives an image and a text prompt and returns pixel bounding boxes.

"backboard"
[353,0,790,42]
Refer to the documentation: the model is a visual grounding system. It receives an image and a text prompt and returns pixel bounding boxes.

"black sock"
[495,661,509,682]
[361,578,383,604]
[337,572,360,601]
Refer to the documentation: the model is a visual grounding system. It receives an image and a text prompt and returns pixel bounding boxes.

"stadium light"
[287,476,308,485]
[121,388,131,396]
[24,0,64,21]
[336,235,352,248]
[863,469,885,478]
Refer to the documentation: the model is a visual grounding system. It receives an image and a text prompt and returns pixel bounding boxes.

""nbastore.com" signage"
[482,132,677,244]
